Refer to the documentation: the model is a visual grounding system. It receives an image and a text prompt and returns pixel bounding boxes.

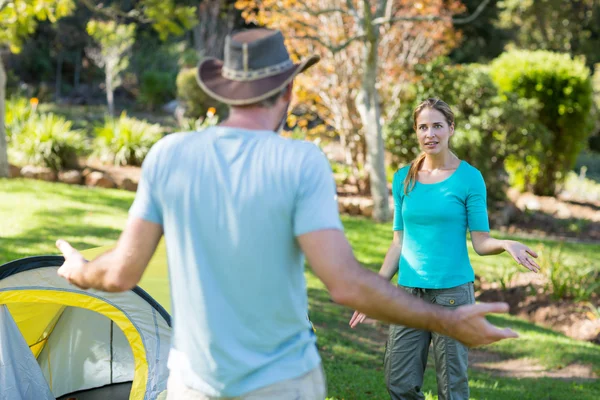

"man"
[56,29,517,399]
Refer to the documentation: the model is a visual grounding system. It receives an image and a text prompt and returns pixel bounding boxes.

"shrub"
[176,67,227,120]
[539,244,600,302]
[178,108,220,131]
[384,60,547,204]
[490,50,594,195]
[138,70,177,110]
[5,97,36,141]
[92,113,164,166]
[9,113,86,171]
[590,64,600,152]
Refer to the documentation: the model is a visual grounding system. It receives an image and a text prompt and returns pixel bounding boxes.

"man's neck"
[219,107,279,132]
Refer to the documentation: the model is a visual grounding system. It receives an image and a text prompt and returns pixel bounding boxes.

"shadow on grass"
[3,179,135,211]
[0,206,123,265]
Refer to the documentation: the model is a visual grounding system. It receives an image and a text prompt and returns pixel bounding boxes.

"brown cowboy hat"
[196,29,320,106]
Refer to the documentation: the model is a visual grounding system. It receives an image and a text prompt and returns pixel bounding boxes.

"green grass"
[1,178,599,399]
[0,179,133,263]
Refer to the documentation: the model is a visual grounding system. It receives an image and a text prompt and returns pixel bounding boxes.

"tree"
[0,0,196,177]
[449,0,508,63]
[193,0,243,59]
[236,0,490,221]
[0,0,75,178]
[86,20,136,116]
[497,0,600,68]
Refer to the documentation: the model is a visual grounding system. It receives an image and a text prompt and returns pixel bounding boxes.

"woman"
[349,98,540,400]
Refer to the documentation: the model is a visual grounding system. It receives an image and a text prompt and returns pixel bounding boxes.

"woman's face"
[415,107,454,156]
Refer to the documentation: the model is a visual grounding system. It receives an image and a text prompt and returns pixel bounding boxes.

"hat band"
[222,59,295,82]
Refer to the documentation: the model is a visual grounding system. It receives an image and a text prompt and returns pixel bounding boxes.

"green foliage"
[0,0,75,52]
[8,113,86,171]
[5,97,36,141]
[538,244,600,302]
[139,0,197,41]
[86,19,136,80]
[497,0,600,68]
[384,60,546,204]
[590,65,600,152]
[92,112,163,166]
[490,50,594,195]
[176,67,227,120]
[449,0,508,63]
[138,70,176,110]
[178,110,220,131]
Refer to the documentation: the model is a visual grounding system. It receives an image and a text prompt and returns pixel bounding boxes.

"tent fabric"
[0,305,54,400]
[0,256,172,400]
[37,307,134,397]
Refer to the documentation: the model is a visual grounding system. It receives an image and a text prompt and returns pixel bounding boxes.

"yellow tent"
[0,244,171,400]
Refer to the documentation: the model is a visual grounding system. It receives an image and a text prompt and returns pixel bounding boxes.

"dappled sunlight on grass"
[0,179,133,264]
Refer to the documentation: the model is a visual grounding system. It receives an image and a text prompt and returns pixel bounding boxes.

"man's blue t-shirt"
[392,161,490,289]
[129,127,343,396]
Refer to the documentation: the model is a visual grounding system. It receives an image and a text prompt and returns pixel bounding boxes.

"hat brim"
[196,55,320,106]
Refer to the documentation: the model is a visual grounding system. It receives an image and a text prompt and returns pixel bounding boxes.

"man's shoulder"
[148,130,194,154]
[266,136,325,160]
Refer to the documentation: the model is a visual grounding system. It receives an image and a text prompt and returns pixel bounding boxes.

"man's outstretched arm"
[298,229,518,348]
[56,216,163,292]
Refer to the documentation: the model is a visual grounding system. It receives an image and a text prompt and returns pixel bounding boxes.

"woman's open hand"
[503,240,540,273]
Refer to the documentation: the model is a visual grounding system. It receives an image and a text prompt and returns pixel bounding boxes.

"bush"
[138,70,177,110]
[178,108,220,131]
[384,60,547,204]
[92,113,164,166]
[8,113,86,171]
[490,50,594,195]
[5,97,36,142]
[176,67,227,120]
[590,65,600,152]
[539,244,600,302]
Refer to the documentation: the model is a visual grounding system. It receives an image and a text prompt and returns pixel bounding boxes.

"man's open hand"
[442,302,518,347]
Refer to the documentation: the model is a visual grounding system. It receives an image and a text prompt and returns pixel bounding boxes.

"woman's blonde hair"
[404,98,455,195]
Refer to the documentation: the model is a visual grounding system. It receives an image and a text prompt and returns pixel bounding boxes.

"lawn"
[1,178,599,399]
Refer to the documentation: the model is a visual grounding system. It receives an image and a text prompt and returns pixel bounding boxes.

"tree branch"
[0,1,10,14]
[452,0,491,25]
[375,0,390,18]
[373,0,491,26]
[295,0,346,16]
[346,0,360,20]
[373,14,443,25]
[293,34,366,54]
[79,0,151,23]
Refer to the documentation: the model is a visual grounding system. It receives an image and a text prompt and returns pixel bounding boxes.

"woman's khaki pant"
[384,282,475,400]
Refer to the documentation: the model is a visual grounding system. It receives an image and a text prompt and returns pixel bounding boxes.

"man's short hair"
[239,87,287,109]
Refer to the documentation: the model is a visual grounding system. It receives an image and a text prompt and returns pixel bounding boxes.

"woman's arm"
[470,231,540,273]
[349,231,402,327]
[378,230,403,280]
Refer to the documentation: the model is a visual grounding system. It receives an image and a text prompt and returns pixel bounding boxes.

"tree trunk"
[73,49,81,90]
[356,40,390,221]
[106,65,114,116]
[55,50,63,100]
[0,58,9,178]
[194,1,236,58]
